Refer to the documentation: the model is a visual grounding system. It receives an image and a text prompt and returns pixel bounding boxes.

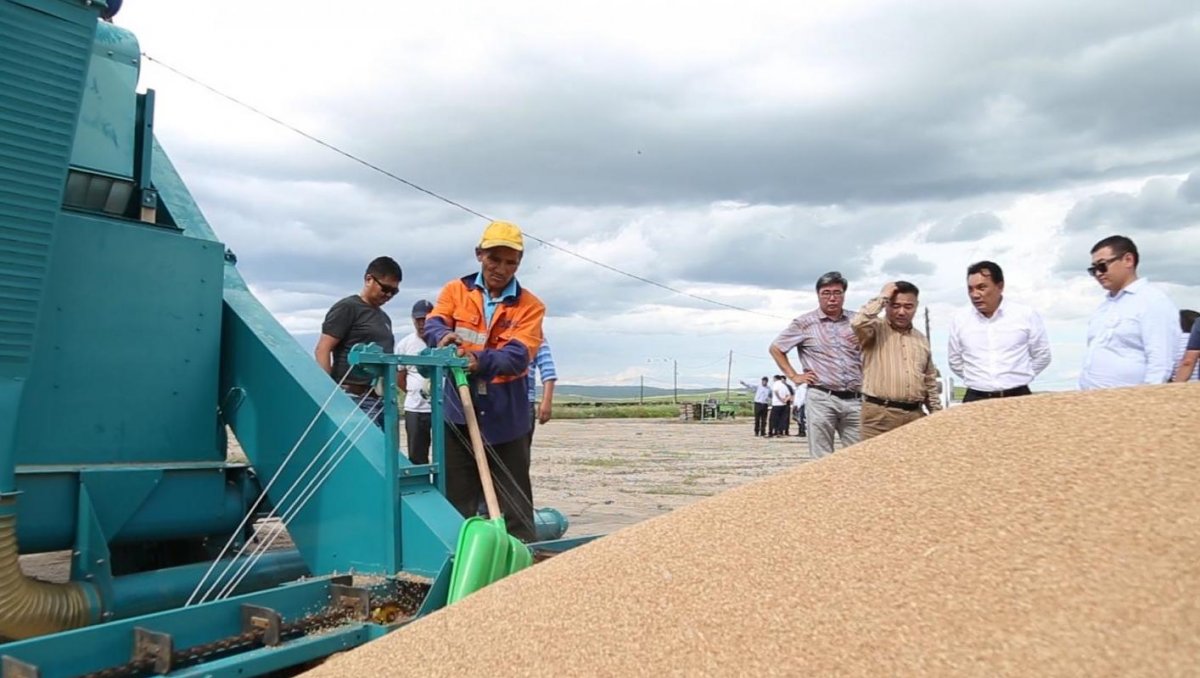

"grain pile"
[309,384,1200,677]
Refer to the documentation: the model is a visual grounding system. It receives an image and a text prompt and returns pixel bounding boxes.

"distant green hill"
[551,384,739,401]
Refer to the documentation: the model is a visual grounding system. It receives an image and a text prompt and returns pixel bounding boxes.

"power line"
[142,54,787,321]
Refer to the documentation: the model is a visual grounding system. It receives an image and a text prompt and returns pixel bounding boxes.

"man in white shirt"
[396,299,434,464]
[1080,235,1179,390]
[768,375,792,438]
[739,376,772,437]
[948,261,1052,403]
[791,383,808,437]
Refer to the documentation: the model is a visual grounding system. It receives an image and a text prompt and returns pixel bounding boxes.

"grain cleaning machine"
[0,2,587,675]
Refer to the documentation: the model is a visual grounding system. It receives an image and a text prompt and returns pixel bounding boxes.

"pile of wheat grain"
[309,384,1200,677]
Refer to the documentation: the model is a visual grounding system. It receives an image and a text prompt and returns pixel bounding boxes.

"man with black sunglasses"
[1080,235,1178,390]
[315,256,402,425]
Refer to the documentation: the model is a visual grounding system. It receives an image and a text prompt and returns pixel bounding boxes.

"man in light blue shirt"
[1080,235,1179,390]
[526,338,558,442]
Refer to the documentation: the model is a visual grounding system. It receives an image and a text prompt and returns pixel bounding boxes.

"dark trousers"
[753,402,769,436]
[528,403,539,445]
[793,404,806,437]
[443,424,535,542]
[963,385,1032,403]
[347,390,384,428]
[404,411,432,465]
[769,405,788,436]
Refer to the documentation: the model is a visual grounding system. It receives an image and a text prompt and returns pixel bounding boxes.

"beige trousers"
[860,401,924,440]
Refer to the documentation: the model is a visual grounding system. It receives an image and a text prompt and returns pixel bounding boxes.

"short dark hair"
[1181,309,1200,334]
[366,256,402,281]
[1090,235,1139,267]
[892,281,919,298]
[815,271,848,292]
[966,260,1004,285]
[761,376,769,382]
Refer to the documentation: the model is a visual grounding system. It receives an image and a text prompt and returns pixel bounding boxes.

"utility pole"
[725,350,732,402]
[673,359,678,404]
[924,307,932,344]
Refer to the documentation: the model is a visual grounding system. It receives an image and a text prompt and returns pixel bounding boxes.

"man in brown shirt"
[852,281,942,440]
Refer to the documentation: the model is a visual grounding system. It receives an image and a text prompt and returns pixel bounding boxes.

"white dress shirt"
[770,380,791,407]
[947,298,1052,391]
[740,381,772,404]
[396,332,432,413]
[1080,278,1179,390]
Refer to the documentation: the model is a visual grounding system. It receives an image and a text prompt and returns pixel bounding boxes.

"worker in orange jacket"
[424,221,545,541]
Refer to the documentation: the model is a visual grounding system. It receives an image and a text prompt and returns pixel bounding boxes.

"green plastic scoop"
[446,367,533,604]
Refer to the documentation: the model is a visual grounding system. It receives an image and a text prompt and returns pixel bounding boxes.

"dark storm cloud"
[881,253,936,277]
[1056,173,1200,285]
[927,212,1004,243]
[153,2,1200,212]
[1063,173,1200,234]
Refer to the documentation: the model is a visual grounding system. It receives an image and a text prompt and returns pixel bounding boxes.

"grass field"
[553,389,756,419]
[551,386,969,419]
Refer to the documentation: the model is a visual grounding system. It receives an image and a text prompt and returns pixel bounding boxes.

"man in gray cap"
[396,299,434,464]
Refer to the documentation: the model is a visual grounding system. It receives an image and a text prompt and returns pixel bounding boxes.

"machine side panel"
[0,0,96,376]
[15,214,225,463]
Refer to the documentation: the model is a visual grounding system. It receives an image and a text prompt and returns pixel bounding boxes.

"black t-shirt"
[322,295,395,385]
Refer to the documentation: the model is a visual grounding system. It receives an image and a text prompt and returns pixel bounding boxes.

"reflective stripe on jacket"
[424,273,545,444]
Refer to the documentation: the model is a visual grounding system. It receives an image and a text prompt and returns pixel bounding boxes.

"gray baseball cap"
[411,299,434,319]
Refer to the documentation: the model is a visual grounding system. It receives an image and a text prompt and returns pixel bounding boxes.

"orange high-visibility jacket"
[424,273,545,444]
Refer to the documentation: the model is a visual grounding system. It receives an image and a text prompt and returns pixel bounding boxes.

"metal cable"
[216,399,384,600]
[443,409,537,523]
[185,371,352,606]
[194,387,369,605]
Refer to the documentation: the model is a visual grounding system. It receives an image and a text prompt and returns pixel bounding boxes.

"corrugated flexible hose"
[0,508,93,640]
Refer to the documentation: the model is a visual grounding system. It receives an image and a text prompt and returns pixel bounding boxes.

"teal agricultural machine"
[0,1,585,675]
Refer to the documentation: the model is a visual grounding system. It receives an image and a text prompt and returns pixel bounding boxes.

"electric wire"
[140,53,788,321]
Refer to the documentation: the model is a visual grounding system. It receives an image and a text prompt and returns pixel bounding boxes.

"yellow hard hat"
[478,220,524,251]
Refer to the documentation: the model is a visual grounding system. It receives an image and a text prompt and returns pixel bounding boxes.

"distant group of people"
[740,375,808,438]
[762,234,1191,459]
[312,221,558,542]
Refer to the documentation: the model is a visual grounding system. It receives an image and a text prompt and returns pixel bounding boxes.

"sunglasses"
[1087,254,1123,277]
[369,275,399,296]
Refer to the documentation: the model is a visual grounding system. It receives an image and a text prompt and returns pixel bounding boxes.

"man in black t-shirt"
[315,257,402,426]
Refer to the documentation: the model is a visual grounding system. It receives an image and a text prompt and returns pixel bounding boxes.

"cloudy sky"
[117,1,1200,391]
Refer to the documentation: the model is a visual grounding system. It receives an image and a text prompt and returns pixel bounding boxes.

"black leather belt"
[965,385,1030,399]
[863,394,921,412]
[811,385,861,400]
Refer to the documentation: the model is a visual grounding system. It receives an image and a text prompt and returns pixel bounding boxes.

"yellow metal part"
[0,510,93,640]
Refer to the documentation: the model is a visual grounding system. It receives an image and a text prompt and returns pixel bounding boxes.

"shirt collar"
[474,272,519,301]
[1108,277,1145,300]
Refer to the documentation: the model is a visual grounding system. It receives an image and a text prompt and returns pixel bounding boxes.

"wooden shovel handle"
[456,382,502,520]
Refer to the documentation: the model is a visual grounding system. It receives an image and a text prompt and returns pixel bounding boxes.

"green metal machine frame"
[0,1,594,675]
